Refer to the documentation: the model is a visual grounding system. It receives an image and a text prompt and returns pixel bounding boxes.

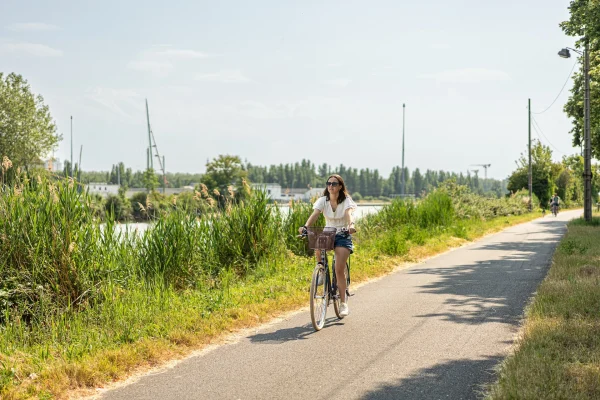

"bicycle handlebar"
[297,227,353,239]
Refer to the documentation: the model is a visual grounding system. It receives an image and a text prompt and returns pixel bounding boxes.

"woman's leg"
[334,246,350,303]
[315,249,322,264]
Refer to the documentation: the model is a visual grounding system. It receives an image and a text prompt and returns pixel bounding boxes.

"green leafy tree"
[560,0,600,155]
[201,155,248,197]
[0,73,61,166]
[507,139,556,206]
[143,168,159,192]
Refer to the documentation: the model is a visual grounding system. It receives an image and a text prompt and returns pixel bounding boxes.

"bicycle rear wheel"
[310,264,328,331]
[333,262,350,319]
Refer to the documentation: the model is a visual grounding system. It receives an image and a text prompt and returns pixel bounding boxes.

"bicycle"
[299,226,352,331]
[552,203,559,217]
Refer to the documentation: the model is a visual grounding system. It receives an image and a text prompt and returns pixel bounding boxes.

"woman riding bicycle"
[299,174,356,316]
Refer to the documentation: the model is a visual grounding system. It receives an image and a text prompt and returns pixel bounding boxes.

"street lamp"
[559,42,592,221]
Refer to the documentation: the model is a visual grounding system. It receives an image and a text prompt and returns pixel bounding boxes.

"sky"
[0,0,580,181]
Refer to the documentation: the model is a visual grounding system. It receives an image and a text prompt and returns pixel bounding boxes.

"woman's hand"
[348,223,356,234]
[298,226,306,234]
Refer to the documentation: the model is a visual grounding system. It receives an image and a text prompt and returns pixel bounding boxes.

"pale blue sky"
[0,0,579,180]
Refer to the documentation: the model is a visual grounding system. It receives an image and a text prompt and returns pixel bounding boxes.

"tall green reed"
[1,171,97,321]
[137,208,202,289]
[200,188,284,276]
[282,200,323,256]
[0,163,141,323]
[361,190,455,254]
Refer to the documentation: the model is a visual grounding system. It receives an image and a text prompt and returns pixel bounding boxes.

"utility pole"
[78,144,82,181]
[528,99,532,211]
[583,39,592,221]
[401,103,406,195]
[162,156,166,194]
[70,116,73,178]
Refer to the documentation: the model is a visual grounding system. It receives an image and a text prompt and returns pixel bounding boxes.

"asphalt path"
[98,210,580,400]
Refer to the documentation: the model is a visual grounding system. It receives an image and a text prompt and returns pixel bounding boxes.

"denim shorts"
[334,233,354,254]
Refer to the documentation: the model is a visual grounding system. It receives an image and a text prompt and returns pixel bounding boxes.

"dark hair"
[322,174,349,205]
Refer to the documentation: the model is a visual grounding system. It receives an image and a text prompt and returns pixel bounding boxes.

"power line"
[533,61,578,115]
[531,115,568,155]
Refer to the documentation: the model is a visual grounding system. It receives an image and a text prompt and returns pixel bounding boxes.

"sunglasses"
[326,181,340,187]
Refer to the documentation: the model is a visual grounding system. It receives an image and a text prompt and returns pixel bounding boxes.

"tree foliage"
[508,140,555,206]
[201,155,248,201]
[561,0,600,155]
[507,139,600,208]
[0,73,60,166]
[143,168,159,192]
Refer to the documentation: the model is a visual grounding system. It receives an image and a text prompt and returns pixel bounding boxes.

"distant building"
[251,183,324,202]
[305,188,324,200]
[252,183,282,199]
[87,183,120,197]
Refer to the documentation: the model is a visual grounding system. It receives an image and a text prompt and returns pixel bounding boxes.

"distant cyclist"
[550,193,561,215]
[299,174,356,316]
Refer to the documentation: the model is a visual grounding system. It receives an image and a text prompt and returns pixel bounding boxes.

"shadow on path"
[360,356,503,400]
[407,221,566,326]
[247,317,343,344]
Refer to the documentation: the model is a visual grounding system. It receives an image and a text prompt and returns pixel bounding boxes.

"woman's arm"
[345,208,356,233]
[298,209,322,233]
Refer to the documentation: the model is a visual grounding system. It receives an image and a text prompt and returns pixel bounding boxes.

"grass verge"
[487,214,600,399]
[0,211,540,399]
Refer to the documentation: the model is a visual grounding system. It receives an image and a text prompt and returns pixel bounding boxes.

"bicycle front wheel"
[310,264,328,331]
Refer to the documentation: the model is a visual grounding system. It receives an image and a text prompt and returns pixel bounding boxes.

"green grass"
[0,166,538,399]
[487,214,600,399]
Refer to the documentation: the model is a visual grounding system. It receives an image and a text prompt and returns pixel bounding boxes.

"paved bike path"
[97,210,580,400]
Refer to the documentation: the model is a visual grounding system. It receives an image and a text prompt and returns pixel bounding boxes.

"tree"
[507,140,555,206]
[143,168,159,192]
[560,0,600,156]
[201,155,247,196]
[413,168,424,197]
[0,73,61,166]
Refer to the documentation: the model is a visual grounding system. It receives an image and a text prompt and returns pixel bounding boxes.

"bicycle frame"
[317,248,349,303]
[303,228,353,330]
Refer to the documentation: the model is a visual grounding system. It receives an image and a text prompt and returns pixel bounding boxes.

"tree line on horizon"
[68,155,507,199]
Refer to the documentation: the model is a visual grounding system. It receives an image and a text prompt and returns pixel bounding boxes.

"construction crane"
[470,169,480,178]
[146,99,167,194]
[470,164,491,179]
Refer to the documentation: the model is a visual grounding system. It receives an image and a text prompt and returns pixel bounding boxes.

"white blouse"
[313,196,357,232]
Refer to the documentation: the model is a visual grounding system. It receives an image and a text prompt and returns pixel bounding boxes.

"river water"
[113,204,383,235]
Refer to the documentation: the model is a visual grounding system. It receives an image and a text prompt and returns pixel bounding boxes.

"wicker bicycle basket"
[306,226,337,250]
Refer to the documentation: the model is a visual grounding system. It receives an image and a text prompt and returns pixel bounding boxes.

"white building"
[87,183,120,197]
[252,183,282,199]
[251,183,324,202]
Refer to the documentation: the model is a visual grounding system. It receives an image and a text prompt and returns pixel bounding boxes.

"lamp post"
[528,99,532,211]
[559,42,592,221]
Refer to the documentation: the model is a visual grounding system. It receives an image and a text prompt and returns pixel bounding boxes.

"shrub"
[376,230,409,256]
[130,192,148,221]
[105,194,126,221]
